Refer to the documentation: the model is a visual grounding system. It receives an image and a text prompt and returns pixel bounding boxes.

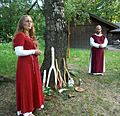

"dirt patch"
[0,70,120,116]
[0,76,15,82]
[0,82,16,116]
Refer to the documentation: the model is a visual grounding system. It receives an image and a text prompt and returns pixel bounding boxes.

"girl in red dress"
[13,15,44,116]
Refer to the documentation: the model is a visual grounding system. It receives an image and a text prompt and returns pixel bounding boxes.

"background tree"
[63,0,120,57]
[41,0,68,88]
[0,0,45,42]
[0,0,120,88]
[0,0,120,42]
[64,0,92,57]
[89,0,120,22]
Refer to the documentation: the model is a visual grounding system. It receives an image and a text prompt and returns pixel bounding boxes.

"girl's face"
[23,16,33,30]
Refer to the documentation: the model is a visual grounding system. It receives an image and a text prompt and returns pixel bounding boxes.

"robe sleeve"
[90,37,100,48]
[15,46,35,56]
[101,38,108,48]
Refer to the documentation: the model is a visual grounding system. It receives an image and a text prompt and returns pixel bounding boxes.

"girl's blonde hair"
[13,15,38,48]
[14,15,36,41]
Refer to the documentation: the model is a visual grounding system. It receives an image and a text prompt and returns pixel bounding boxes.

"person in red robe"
[88,25,108,75]
[13,15,44,116]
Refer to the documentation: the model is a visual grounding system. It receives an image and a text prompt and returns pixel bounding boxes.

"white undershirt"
[90,34,108,48]
[15,46,35,56]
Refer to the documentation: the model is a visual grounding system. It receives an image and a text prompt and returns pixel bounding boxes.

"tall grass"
[68,48,90,67]
[68,48,120,88]
[0,40,45,78]
[0,43,17,77]
[0,42,120,82]
[0,43,120,116]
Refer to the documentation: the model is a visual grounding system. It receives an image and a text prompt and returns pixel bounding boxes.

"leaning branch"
[37,1,43,13]
[26,0,37,14]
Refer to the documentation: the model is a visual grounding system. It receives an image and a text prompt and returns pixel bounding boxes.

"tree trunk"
[41,0,67,89]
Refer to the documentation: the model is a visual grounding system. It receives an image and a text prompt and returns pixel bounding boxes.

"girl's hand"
[35,49,42,55]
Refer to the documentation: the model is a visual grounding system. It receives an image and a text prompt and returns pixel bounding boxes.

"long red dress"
[13,32,44,113]
[91,35,105,73]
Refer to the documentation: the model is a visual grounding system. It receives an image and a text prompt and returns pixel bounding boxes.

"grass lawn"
[0,43,120,116]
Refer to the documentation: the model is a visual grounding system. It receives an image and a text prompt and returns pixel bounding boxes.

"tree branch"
[37,1,43,12]
[26,0,37,14]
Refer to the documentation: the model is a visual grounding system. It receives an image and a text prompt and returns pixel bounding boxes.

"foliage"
[64,0,120,24]
[0,0,29,42]
[0,42,17,77]
[0,41,45,78]
[64,0,90,24]
[0,0,120,42]
[89,0,120,22]
[0,0,45,42]
[43,87,53,96]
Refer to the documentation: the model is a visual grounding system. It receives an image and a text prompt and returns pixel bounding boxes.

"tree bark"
[41,0,67,89]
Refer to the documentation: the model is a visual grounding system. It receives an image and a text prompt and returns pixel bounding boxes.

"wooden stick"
[55,59,65,88]
[63,58,73,83]
[43,70,46,88]
[46,47,57,89]
[63,58,67,86]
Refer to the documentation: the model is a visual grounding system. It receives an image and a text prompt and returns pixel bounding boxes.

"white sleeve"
[15,46,35,56]
[101,38,108,48]
[90,37,100,48]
